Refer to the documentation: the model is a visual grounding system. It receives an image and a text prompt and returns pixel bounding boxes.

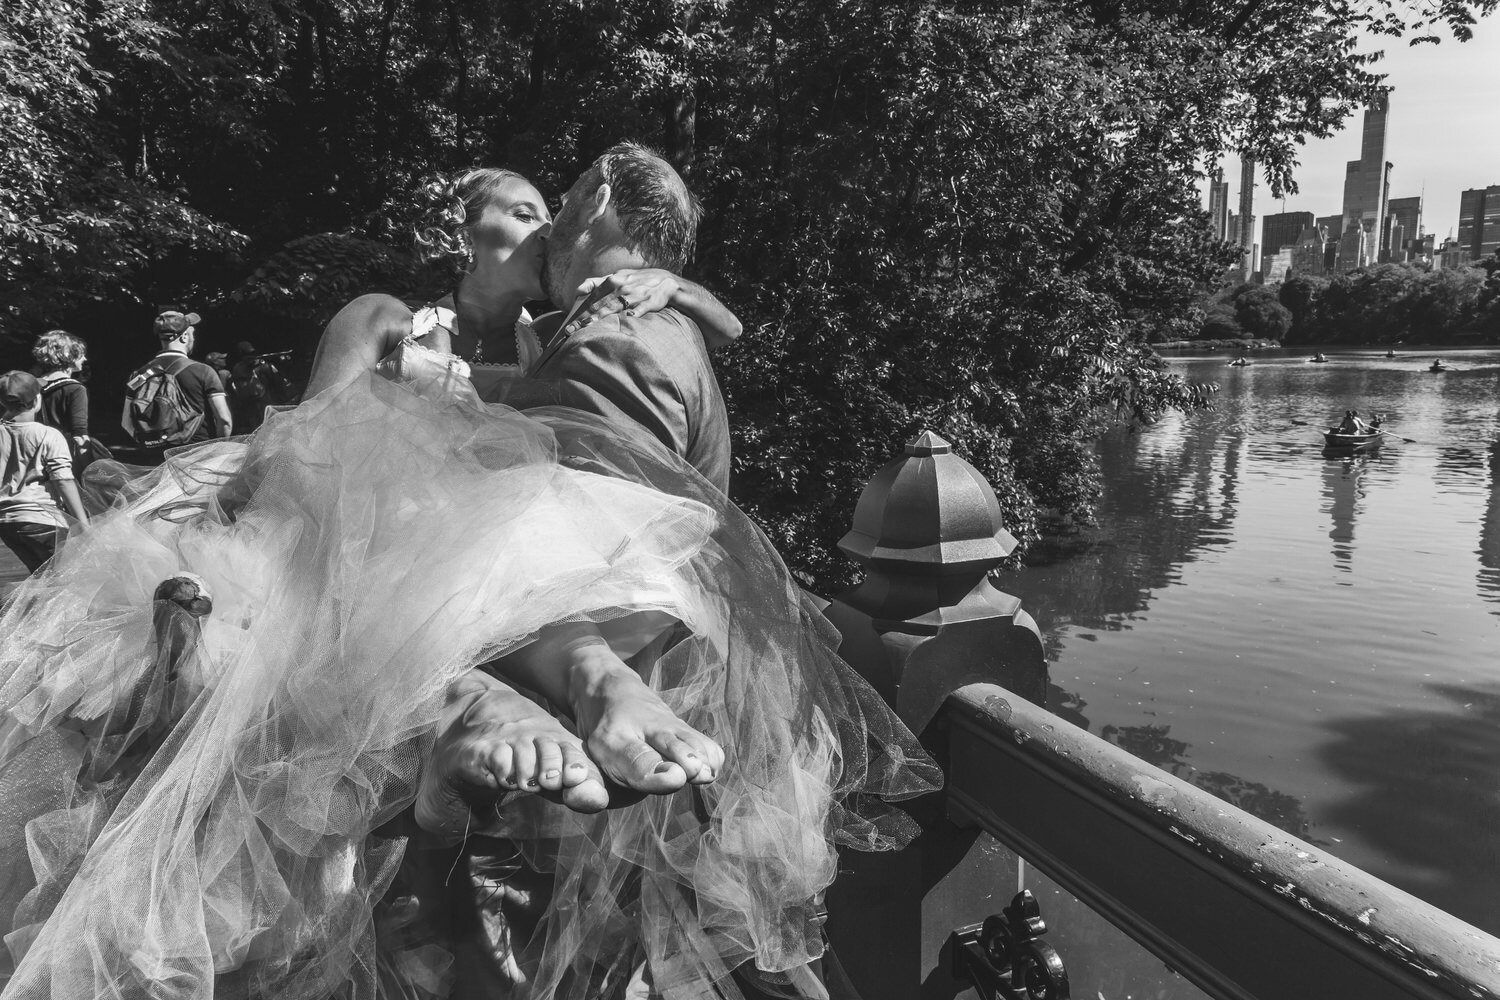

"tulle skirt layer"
[0,369,940,1000]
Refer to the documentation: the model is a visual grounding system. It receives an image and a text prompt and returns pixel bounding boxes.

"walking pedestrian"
[0,371,89,573]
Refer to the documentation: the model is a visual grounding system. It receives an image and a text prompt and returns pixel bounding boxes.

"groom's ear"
[585,183,612,226]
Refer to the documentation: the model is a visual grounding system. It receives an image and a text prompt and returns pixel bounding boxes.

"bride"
[0,164,940,1000]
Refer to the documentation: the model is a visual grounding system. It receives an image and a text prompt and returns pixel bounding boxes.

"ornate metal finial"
[837,431,1020,634]
[904,431,952,457]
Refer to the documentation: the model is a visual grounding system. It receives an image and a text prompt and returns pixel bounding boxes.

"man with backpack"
[122,310,233,460]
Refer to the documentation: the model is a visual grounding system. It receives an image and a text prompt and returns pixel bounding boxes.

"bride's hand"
[563,268,680,337]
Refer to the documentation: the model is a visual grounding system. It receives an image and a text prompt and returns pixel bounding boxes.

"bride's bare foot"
[486,622,727,801]
[415,671,609,838]
[570,659,726,796]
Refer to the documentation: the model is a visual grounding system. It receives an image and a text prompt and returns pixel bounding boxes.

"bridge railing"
[821,432,1500,1000]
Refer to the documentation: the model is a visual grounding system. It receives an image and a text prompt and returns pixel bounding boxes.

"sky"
[1217,16,1500,242]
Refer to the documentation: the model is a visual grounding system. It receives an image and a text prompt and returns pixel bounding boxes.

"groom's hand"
[563,269,680,337]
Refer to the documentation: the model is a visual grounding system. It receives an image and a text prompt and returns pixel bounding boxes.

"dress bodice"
[374,302,540,403]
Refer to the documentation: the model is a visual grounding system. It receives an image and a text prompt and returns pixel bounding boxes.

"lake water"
[1013,345,1500,937]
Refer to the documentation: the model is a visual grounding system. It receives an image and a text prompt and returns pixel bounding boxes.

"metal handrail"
[942,682,1500,1000]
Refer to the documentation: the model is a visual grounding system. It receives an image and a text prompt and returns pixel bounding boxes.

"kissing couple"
[0,143,941,1000]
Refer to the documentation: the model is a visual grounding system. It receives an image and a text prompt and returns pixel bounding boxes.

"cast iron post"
[822,431,1052,999]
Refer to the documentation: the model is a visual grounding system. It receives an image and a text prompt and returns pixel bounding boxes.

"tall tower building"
[1337,96,1389,271]
[1386,196,1422,244]
[1208,169,1231,241]
[1458,186,1500,262]
[1386,195,1422,262]
[1238,157,1256,280]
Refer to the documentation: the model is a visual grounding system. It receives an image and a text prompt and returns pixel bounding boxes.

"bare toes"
[560,776,610,813]
[512,741,539,792]
[559,743,593,788]
[648,733,708,782]
[479,741,515,790]
[536,739,566,791]
[620,739,687,792]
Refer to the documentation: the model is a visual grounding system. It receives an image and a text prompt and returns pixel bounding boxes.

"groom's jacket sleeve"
[550,314,691,454]
[536,309,731,492]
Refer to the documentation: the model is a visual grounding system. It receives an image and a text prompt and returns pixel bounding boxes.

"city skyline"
[1213,17,1500,245]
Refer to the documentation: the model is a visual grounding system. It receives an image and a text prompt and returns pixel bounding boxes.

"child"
[1,371,89,572]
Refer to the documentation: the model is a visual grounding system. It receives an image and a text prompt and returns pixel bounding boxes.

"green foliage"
[0,0,244,339]
[1233,285,1294,340]
[231,234,427,327]
[4,0,1494,589]
[1278,262,1494,343]
[1196,282,1291,340]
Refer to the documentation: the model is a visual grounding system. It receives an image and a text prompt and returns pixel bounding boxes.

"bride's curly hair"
[413,167,528,270]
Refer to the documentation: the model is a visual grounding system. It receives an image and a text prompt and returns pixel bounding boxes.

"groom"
[528,142,731,493]
[516,144,864,1000]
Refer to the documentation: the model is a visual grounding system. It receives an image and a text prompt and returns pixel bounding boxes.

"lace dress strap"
[374,302,470,384]
[515,310,541,372]
[410,304,458,343]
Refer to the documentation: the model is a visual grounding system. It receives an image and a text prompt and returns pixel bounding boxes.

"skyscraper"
[1208,169,1231,241]
[1261,211,1315,263]
[1458,186,1500,262]
[1337,97,1389,271]
[1238,158,1256,280]
[1386,196,1422,249]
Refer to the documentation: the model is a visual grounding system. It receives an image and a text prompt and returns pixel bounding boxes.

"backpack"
[123,355,203,447]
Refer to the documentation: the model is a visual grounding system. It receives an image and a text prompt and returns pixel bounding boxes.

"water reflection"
[1481,442,1500,614]
[1318,682,1500,933]
[1021,417,1243,642]
[1102,723,1312,838]
[1434,445,1487,489]
[1321,455,1368,576]
[1016,348,1500,933]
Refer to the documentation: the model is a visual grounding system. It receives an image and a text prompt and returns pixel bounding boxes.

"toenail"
[685,752,699,760]
[526,778,539,787]
[653,762,674,774]
[544,769,560,779]
[567,762,587,770]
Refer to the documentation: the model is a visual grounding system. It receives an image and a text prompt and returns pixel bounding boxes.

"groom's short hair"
[576,142,701,272]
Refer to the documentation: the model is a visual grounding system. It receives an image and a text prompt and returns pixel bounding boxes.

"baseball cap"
[155,310,202,338]
[0,370,42,413]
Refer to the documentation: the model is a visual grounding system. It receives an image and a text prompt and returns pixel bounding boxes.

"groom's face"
[542,179,592,308]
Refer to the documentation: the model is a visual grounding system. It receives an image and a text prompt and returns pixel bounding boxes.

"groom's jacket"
[525,307,731,493]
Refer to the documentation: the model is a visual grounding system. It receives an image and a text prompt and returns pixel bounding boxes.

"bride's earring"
[460,234,475,274]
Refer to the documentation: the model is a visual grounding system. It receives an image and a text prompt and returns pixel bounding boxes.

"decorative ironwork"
[950,889,1070,1000]
[836,430,1022,637]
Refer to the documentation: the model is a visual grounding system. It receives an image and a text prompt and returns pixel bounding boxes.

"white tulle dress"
[0,310,941,1000]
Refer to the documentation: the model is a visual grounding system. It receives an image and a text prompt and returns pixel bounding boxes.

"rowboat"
[1429,362,1450,372]
[1323,429,1385,450]
[1227,358,1251,367]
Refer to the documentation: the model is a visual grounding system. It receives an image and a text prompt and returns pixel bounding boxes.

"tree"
[1279,273,1331,342]
[1232,286,1292,340]
[4,0,1496,589]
